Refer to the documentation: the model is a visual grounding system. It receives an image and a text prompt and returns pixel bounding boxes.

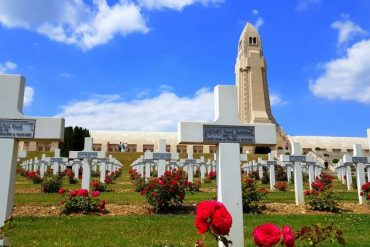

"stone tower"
[235,23,288,151]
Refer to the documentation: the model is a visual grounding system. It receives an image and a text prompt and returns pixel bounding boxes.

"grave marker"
[69,137,106,191]
[0,75,64,246]
[178,85,276,247]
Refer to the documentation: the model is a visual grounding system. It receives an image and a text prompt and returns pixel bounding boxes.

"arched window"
[253,37,257,45]
[249,37,253,44]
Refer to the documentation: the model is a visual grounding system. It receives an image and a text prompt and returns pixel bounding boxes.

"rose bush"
[140,170,198,213]
[305,172,339,212]
[242,178,268,213]
[360,182,370,201]
[91,180,107,192]
[59,188,107,214]
[274,181,287,191]
[41,174,62,193]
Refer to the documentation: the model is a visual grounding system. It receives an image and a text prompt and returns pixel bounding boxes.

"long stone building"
[18,23,370,156]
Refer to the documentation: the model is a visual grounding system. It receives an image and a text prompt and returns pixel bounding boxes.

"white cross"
[46,149,68,175]
[0,75,64,245]
[267,153,277,190]
[280,142,305,205]
[69,137,106,191]
[179,85,276,247]
[344,144,369,204]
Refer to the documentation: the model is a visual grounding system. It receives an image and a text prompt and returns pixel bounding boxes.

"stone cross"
[281,142,305,205]
[348,144,368,204]
[39,154,47,178]
[342,154,353,190]
[0,75,64,246]
[147,139,178,178]
[69,137,106,191]
[47,149,68,175]
[181,149,196,182]
[257,157,263,180]
[267,153,277,190]
[178,85,276,247]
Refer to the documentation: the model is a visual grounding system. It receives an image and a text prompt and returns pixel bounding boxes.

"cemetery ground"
[7,152,370,246]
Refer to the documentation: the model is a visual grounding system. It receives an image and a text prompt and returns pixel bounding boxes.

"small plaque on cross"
[352,157,368,163]
[267,161,277,166]
[153,153,171,160]
[289,155,306,162]
[0,119,36,139]
[78,152,98,159]
[203,125,255,144]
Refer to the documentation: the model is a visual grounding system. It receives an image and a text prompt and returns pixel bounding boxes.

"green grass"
[7,214,370,246]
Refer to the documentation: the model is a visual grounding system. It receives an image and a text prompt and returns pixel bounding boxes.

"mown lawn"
[7,214,370,246]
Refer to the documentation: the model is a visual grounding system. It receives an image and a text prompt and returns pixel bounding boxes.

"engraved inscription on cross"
[0,75,65,246]
[179,85,276,247]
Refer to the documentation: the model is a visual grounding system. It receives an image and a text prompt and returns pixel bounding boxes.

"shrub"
[65,169,78,184]
[140,170,195,213]
[133,177,146,192]
[129,168,142,181]
[275,165,287,181]
[91,180,107,192]
[305,172,339,212]
[332,158,339,164]
[41,175,62,193]
[274,181,287,191]
[261,171,270,184]
[360,182,370,201]
[59,188,107,214]
[27,171,42,184]
[91,170,100,177]
[242,178,268,214]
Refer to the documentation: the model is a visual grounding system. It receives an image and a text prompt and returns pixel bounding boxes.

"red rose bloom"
[253,223,281,247]
[195,201,217,234]
[304,190,311,196]
[91,181,99,187]
[99,199,106,211]
[92,191,100,198]
[282,225,295,247]
[69,190,77,197]
[211,205,232,235]
[77,189,89,197]
[58,188,65,195]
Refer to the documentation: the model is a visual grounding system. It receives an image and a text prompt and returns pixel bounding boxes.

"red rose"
[194,201,217,235]
[211,204,232,235]
[99,199,106,211]
[92,191,100,198]
[91,181,99,187]
[253,223,281,247]
[77,189,89,197]
[195,217,210,235]
[304,190,311,196]
[104,177,111,184]
[282,225,295,247]
[58,188,66,195]
[69,190,77,197]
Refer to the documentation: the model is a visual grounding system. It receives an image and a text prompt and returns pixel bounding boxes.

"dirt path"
[12,202,369,217]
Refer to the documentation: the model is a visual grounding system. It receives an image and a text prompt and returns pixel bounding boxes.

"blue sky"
[0,0,369,137]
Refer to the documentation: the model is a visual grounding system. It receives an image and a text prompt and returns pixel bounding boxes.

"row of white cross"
[1,75,369,247]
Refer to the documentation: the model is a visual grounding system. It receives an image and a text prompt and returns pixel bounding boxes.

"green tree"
[60,126,90,157]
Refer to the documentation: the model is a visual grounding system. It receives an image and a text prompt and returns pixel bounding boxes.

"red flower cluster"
[195,201,232,236]
[58,188,66,195]
[140,169,197,212]
[208,171,217,180]
[253,223,295,247]
[274,181,287,191]
[92,190,100,198]
[306,172,334,196]
[99,199,106,211]
[104,177,111,184]
[360,182,370,200]
[129,168,142,180]
[91,181,100,188]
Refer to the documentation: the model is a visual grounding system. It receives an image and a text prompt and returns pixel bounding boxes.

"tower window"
[253,37,257,45]
[249,37,253,44]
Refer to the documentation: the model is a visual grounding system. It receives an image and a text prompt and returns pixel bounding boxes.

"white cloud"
[23,86,34,107]
[0,61,17,73]
[138,0,223,11]
[295,0,320,11]
[331,19,366,45]
[0,0,149,50]
[251,9,259,16]
[56,88,214,131]
[254,17,264,30]
[309,39,370,103]
[269,93,287,106]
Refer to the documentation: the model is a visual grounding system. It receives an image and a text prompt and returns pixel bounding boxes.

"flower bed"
[360,182,370,201]
[242,178,268,213]
[274,181,287,191]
